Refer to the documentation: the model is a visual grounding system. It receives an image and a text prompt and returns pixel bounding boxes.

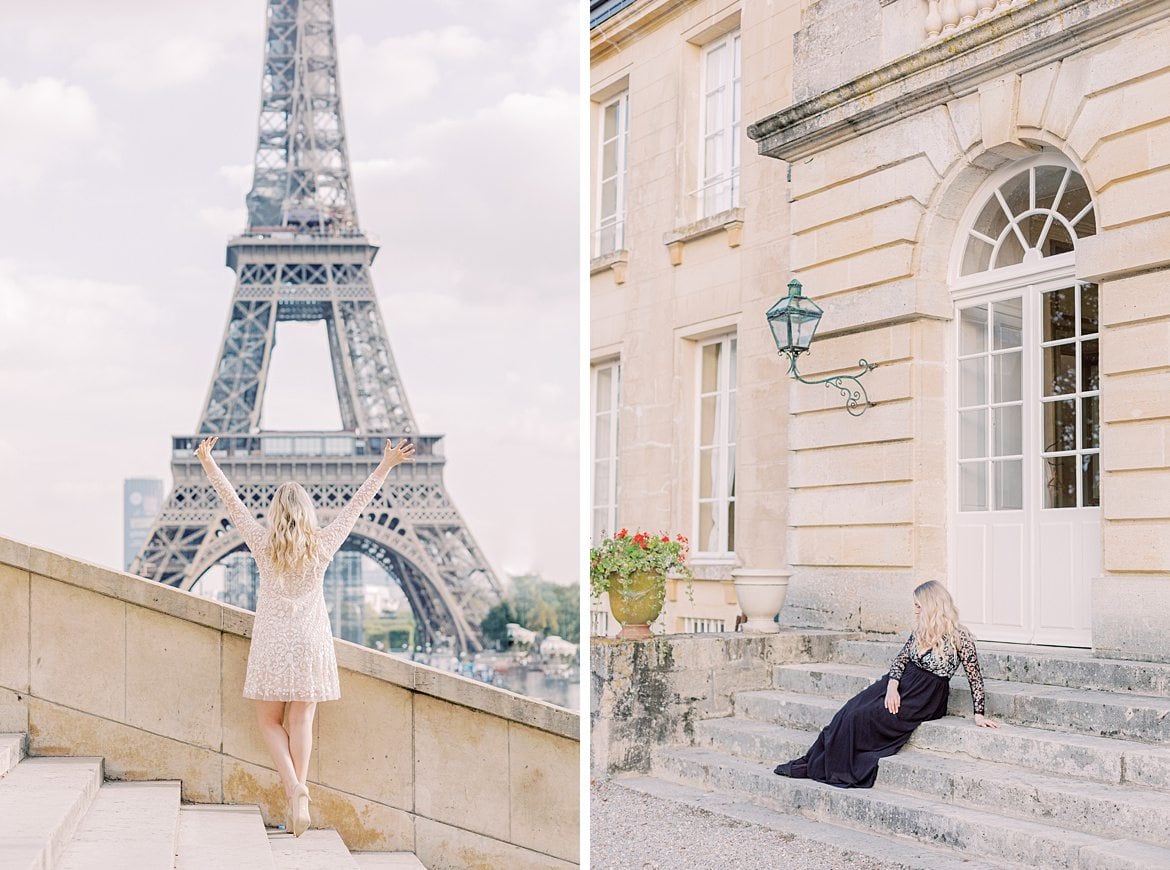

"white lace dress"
[205,460,388,701]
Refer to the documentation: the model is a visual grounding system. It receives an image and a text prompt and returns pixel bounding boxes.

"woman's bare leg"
[255,700,298,800]
[286,700,318,786]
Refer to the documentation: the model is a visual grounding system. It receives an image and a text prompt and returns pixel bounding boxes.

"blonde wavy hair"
[265,482,322,573]
[913,580,969,657]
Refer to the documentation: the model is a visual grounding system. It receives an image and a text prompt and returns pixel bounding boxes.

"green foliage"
[589,529,694,605]
[482,575,581,645]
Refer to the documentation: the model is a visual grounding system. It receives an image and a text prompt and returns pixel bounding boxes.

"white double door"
[952,277,1100,646]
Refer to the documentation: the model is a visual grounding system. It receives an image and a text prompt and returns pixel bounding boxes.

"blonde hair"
[913,580,968,657]
[265,482,322,573]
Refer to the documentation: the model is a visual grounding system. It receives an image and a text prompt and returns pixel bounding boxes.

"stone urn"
[607,570,664,640]
[731,568,791,633]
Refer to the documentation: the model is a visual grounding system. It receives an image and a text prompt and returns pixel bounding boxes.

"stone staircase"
[615,635,1170,870]
[0,731,425,870]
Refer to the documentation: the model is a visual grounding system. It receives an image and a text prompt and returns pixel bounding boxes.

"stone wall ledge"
[0,534,578,741]
[747,0,1167,162]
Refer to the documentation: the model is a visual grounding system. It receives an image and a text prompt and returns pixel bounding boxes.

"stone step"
[0,756,103,870]
[836,638,1170,698]
[350,854,427,868]
[772,662,1170,742]
[695,715,1170,849]
[176,804,276,870]
[654,744,1170,870]
[269,828,359,869]
[0,733,25,778]
[613,771,1027,870]
[733,690,1170,789]
[59,781,181,870]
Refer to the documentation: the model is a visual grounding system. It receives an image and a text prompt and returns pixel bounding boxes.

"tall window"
[699,31,741,218]
[696,334,736,554]
[591,361,621,544]
[596,92,629,257]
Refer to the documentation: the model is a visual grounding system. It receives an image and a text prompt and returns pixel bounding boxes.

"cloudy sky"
[0,0,580,585]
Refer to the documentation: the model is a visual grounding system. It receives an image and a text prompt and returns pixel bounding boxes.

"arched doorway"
[949,155,1099,646]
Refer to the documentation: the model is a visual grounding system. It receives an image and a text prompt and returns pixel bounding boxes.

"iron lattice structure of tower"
[130,0,503,652]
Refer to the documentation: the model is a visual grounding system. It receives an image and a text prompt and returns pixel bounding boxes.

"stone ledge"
[589,249,629,284]
[663,207,745,266]
[747,0,1165,161]
[1,534,578,741]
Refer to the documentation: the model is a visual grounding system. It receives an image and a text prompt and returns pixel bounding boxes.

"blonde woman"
[774,580,997,788]
[195,434,415,834]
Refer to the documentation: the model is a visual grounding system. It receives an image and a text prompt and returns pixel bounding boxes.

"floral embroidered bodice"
[887,627,987,715]
[205,460,388,700]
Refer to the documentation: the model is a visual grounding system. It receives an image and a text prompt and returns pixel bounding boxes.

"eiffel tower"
[130,0,503,653]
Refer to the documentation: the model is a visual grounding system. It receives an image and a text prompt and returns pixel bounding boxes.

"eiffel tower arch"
[130,0,504,653]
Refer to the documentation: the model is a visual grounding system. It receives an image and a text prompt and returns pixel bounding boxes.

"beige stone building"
[589,0,1170,664]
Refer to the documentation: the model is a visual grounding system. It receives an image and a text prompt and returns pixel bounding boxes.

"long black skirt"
[773,659,950,788]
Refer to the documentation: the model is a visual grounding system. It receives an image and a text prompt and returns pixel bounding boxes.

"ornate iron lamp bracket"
[780,351,879,416]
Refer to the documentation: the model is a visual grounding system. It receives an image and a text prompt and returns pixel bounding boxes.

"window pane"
[995,230,1025,268]
[994,459,1023,510]
[1034,165,1067,211]
[1043,287,1076,341]
[592,508,607,544]
[728,445,736,497]
[727,392,736,443]
[961,236,993,276]
[699,448,715,499]
[601,178,617,218]
[1043,399,1077,453]
[971,196,1010,243]
[1058,171,1092,229]
[602,141,618,179]
[1045,454,1078,508]
[705,92,723,135]
[1043,218,1075,257]
[960,358,986,407]
[603,102,618,139]
[701,342,720,392]
[999,171,1029,218]
[1081,339,1099,391]
[992,298,1023,349]
[727,498,735,552]
[593,460,610,502]
[698,501,718,551]
[1080,283,1099,335]
[993,405,1022,456]
[1018,212,1047,249]
[1043,344,1077,395]
[960,463,988,511]
[595,368,612,411]
[730,338,737,383]
[594,413,611,459]
[1082,453,1100,507]
[993,351,1022,403]
[700,396,718,445]
[706,43,725,84]
[1082,396,1099,449]
[960,409,987,459]
[960,306,988,355]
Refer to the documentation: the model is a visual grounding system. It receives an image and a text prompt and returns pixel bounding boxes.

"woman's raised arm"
[317,438,416,557]
[196,435,266,552]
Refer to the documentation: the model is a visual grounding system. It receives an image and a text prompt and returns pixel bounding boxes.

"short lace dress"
[205,461,389,701]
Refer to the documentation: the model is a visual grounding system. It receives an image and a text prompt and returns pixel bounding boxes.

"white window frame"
[595,91,629,258]
[590,360,621,545]
[683,617,726,634]
[693,333,736,557]
[697,30,741,219]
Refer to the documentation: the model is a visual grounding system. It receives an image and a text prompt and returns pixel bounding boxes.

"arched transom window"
[960,164,1097,277]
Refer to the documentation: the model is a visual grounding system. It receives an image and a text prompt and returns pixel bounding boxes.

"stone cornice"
[747,0,1170,162]
[590,0,694,61]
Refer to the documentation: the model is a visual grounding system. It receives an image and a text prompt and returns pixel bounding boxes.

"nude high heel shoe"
[291,781,312,837]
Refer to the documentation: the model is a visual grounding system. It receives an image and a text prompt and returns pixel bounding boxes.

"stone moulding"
[663,207,746,265]
[747,0,1168,162]
[590,248,630,284]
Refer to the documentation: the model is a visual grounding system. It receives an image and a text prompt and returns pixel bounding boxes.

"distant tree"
[482,600,518,646]
[550,583,580,644]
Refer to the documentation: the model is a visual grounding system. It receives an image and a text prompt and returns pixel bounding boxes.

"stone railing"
[924,0,1016,44]
[0,535,579,868]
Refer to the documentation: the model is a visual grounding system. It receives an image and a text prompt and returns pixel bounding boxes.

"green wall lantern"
[766,278,878,416]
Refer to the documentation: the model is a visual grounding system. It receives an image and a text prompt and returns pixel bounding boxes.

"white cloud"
[198,206,247,237]
[217,163,253,193]
[0,77,99,184]
[79,35,226,91]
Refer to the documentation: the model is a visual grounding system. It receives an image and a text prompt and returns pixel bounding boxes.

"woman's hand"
[195,435,219,463]
[974,713,1000,728]
[884,683,900,715]
[382,438,416,469]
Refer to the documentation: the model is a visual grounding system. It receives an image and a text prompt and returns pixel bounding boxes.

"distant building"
[123,479,163,571]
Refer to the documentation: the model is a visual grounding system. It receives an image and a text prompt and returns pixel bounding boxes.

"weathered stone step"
[176,804,276,870]
[613,772,1024,870]
[836,638,1170,698]
[772,662,1170,742]
[733,690,1170,789]
[59,780,181,870]
[350,854,427,868]
[654,745,1170,870]
[0,756,102,870]
[270,828,359,869]
[0,733,25,778]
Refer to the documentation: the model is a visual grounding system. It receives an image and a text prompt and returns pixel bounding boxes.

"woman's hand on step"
[974,713,1000,728]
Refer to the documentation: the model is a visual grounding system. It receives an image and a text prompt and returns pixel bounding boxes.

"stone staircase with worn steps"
[614,635,1170,870]
[0,731,425,870]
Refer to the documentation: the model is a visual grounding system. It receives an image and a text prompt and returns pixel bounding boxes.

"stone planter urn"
[731,568,791,634]
[607,570,665,640]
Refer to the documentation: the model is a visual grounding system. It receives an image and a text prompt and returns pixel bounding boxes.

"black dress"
[774,627,987,788]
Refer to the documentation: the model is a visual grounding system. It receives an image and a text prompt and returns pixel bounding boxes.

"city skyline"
[0,0,579,585]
